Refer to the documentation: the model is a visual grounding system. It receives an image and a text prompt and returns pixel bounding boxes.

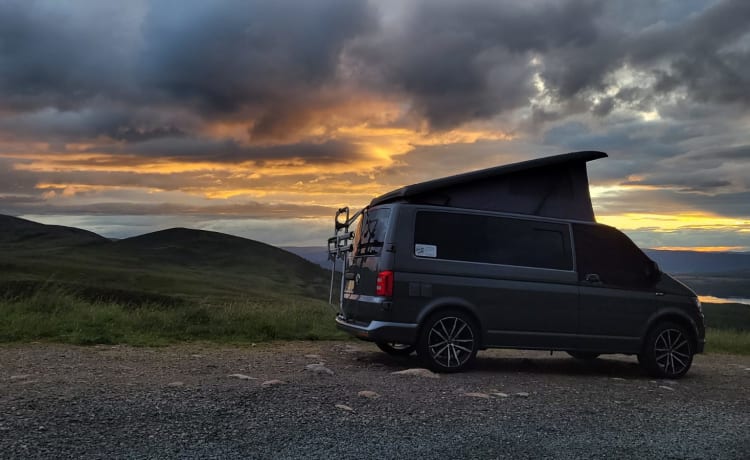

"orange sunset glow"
[1,0,748,248]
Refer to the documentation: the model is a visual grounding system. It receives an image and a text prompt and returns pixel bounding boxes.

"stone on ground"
[391,368,439,379]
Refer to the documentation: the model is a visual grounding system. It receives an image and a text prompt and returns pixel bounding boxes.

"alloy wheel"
[653,328,692,376]
[427,316,476,368]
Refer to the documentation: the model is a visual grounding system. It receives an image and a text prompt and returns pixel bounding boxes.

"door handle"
[584,273,602,284]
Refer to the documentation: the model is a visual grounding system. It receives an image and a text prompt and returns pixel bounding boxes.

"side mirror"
[646,260,662,284]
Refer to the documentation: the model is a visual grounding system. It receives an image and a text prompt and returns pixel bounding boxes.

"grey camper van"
[328,151,705,378]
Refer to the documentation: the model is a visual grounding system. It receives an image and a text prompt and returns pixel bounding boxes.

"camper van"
[328,151,705,378]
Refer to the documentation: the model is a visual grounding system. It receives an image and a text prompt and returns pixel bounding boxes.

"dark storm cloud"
[351,0,602,129]
[0,0,376,142]
[0,159,33,190]
[0,107,190,143]
[0,1,139,111]
[88,138,366,165]
[594,187,750,219]
[1,0,747,140]
[139,0,375,110]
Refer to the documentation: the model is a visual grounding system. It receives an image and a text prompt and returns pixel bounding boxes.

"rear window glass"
[414,211,572,270]
[352,208,391,257]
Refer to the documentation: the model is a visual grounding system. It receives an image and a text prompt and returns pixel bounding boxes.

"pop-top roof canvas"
[370,151,607,222]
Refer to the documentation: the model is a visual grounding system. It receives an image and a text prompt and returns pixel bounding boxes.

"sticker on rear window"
[415,244,437,258]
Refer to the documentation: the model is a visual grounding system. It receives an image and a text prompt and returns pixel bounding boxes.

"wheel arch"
[416,297,484,346]
[641,310,699,352]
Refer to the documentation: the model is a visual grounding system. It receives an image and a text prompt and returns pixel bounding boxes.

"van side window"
[414,211,573,270]
[573,224,653,288]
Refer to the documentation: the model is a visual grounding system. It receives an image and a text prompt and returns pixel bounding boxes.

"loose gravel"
[1,342,748,459]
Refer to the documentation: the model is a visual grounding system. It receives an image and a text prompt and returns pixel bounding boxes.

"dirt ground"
[1,342,749,459]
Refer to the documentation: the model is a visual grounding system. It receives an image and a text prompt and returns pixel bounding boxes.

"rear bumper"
[335,315,418,344]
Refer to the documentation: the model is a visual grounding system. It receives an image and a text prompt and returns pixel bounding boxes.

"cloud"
[1,0,749,250]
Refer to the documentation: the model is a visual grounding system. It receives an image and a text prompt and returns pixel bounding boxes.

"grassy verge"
[2,286,749,354]
[705,328,750,355]
[0,286,345,346]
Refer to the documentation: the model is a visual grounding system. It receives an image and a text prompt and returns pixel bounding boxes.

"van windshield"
[352,207,390,257]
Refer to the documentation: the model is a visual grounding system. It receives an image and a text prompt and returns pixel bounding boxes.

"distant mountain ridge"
[3,213,748,281]
[644,249,750,275]
[0,214,330,303]
[0,214,108,247]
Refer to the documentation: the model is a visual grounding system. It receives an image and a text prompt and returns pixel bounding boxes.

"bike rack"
[327,206,363,312]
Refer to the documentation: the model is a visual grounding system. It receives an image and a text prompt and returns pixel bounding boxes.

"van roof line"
[369,150,607,222]
[371,150,607,207]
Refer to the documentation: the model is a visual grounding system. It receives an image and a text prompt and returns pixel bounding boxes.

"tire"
[638,321,694,379]
[417,310,479,373]
[567,351,600,360]
[376,342,416,356]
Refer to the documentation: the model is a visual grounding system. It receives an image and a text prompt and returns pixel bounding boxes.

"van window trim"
[411,208,577,273]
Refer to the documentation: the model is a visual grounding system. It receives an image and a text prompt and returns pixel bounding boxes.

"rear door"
[574,224,662,352]
[341,207,391,322]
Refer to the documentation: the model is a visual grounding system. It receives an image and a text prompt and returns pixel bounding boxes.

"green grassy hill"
[0,215,341,344]
[0,214,108,247]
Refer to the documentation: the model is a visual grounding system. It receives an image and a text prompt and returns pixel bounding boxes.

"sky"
[1,0,749,249]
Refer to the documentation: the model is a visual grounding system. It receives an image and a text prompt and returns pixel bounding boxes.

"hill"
[0,214,108,247]
[282,246,331,269]
[0,214,340,344]
[645,249,750,274]
[0,214,332,304]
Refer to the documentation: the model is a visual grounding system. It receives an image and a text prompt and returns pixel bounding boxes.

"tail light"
[376,270,394,297]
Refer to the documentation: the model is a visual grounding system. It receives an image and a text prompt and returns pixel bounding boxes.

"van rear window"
[414,211,572,270]
[352,208,390,257]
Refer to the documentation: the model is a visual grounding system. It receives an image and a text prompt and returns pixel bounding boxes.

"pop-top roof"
[370,150,607,222]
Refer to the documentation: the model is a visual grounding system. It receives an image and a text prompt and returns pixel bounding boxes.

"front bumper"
[335,315,418,344]
[696,338,705,354]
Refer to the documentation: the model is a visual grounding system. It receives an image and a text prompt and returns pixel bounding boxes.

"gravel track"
[1,342,749,459]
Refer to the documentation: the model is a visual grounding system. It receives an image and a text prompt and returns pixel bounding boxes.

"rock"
[515,392,530,398]
[304,354,322,360]
[227,374,257,380]
[335,404,354,412]
[463,392,490,399]
[744,368,750,371]
[10,375,31,380]
[190,354,203,358]
[305,363,334,375]
[491,392,509,398]
[167,381,184,387]
[357,390,380,399]
[658,385,675,391]
[391,368,439,379]
[343,345,361,353]
[261,379,285,387]
[611,377,626,381]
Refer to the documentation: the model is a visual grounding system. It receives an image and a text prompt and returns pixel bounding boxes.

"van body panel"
[336,202,705,359]
[577,285,662,352]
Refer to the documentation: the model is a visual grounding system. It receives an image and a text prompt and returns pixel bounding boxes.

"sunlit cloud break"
[1,0,749,248]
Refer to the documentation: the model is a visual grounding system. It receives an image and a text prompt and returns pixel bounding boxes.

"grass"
[0,285,345,346]
[705,329,750,355]
[2,285,748,355]
[0,221,343,345]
